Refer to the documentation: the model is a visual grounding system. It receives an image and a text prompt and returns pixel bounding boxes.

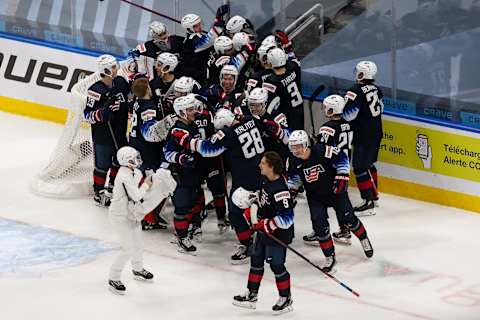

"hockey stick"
[248,204,359,297]
[306,84,326,136]
[263,230,360,298]
[100,0,181,24]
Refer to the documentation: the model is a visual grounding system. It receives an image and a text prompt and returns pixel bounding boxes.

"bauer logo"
[0,37,97,110]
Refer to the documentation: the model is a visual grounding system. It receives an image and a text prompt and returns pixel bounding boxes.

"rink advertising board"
[0,36,97,123]
[1,36,479,212]
[372,115,480,212]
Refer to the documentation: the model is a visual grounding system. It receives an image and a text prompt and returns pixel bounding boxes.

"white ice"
[0,111,479,320]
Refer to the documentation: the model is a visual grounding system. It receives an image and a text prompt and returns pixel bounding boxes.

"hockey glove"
[263,119,284,140]
[333,174,349,194]
[216,4,230,18]
[171,129,192,149]
[176,153,195,169]
[254,218,277,235]
[274,30,293,53]
[214,4,230,27]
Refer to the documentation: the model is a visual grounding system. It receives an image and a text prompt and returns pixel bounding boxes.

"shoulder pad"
[345,91,358,101]
[262,82,277,93]
[247,78,258,88]
[136,43,147,53]
[319,126,335,136]
[87,90,101,101]
[215,56,231,67]
[141,109,156,122]
[211,130,225,143]
[274,190,291,202]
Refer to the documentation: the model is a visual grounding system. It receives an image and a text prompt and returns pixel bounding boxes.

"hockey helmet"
[213,108,235,130]
[267,47,287,68]
[117,146,143,168]
[355,61,377,81]
[214,36,234,55]
[97,54,118,77]
[156,52,178,74]
[323,94,346,117]
[288,130,310,157]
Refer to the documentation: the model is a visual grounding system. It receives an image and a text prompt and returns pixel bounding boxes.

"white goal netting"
[30,60,139,199]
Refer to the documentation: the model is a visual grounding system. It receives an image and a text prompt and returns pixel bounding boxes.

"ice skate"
[360,237,374,258]
[332,227,352,245]
[177,237,197,255]
[132,268,154,281]
[302,231,318,246]
[321,254,336,273]
[272,295,293,315]
[108,280,126,295]
[232,290,258,309]
[231,245,249,265]
[354,200,376,217]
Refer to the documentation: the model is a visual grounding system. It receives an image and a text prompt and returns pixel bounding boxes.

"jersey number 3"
[287,82,303,107]
[239,127,265,159]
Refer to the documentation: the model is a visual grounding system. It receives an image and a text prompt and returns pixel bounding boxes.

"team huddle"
[82,4,384,314]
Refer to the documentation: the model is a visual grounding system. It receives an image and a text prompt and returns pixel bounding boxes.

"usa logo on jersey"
[303,164,325,183]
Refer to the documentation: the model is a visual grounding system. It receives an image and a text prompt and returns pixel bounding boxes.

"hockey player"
[83,54,130,207]
[129,77,172,230]
[179,5,230,84]
[304,95,355,245]
[206,35,253,86]
[343,61,384,216]
[232,151,294,314]
[287,130,374,272]
[244,42,275,95]
[130,21,184,59]
[163,94,203,253]
[246,87,290,158]
[203,65,245,113]
[225,15,256,40]
[170,108,265,264]
[150,52,179,118]
[158,76,201,119]
[262,47,304,130]
[192,96,228,235]
[107,147,149,293]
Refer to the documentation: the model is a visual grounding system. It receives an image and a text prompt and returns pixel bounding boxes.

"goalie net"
[30,62,133,198]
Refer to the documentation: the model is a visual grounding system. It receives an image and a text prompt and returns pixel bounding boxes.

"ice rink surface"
[1,111,479,320]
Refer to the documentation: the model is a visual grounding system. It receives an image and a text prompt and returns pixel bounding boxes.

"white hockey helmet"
[226,15,246,36]
[188,93,205,113]
[267,47,287,68]
[181,13,202,33]
[214,36,234,55]
[117,146,142,168]
[257,44,275,64]
[248,87,268,117]
[288,130,310,157]
[174,76,195,94]
[97,54,118,77]
[149,21,168,42]
[323,94,346,117]
[156,52,178,74]
[232,187,257,209]
[213,108,236,130]
[355,60,377,81]
[261,35,277,48]
[232,32,250,52]
[220,64,239,86]
[173,94,197,119]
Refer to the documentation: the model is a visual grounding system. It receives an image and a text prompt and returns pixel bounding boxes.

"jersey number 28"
[239,127,265,159]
